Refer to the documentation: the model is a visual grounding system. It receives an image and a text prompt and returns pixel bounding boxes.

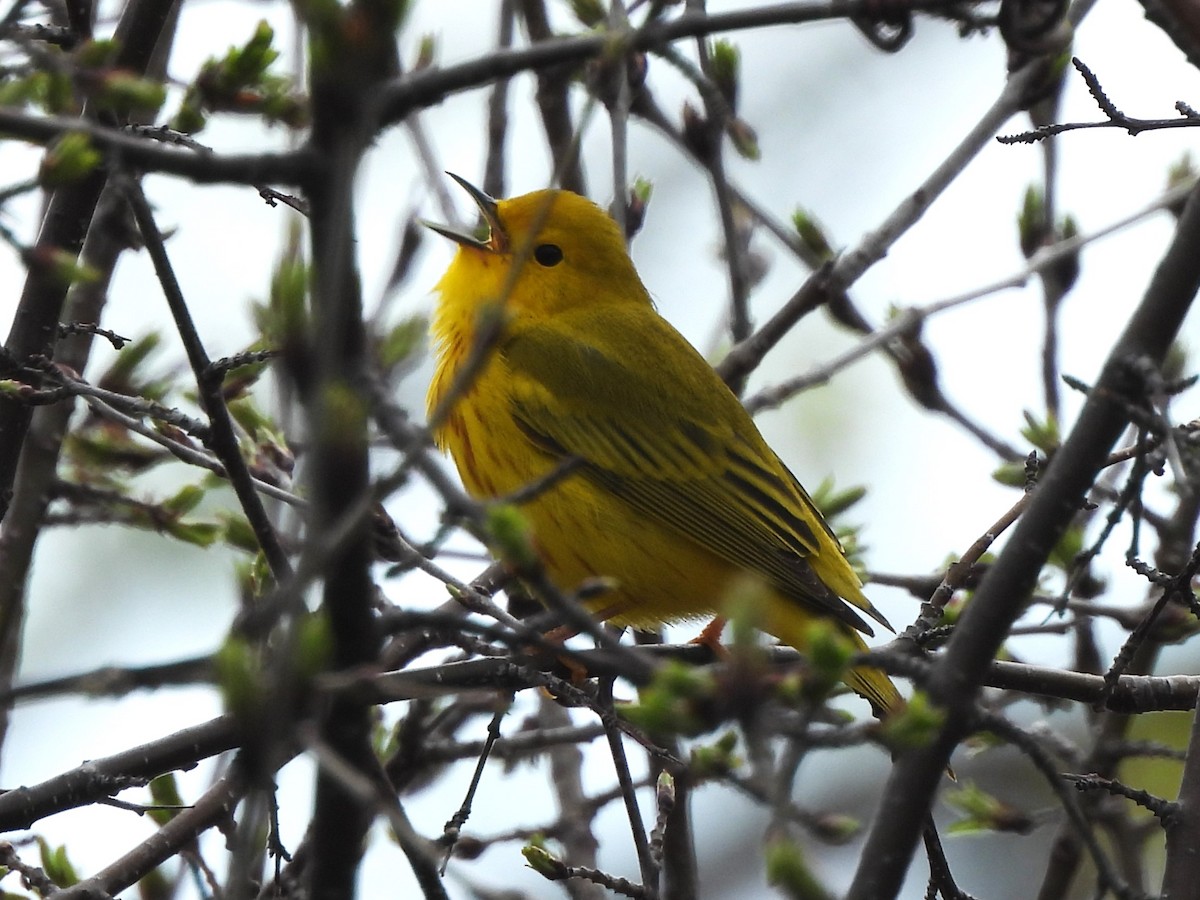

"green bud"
[1162,342,1189,384]
[214,635,262,720]
[1167,151,1197,191]
[485,504,538,570]
[1019,410,1060,453]
[810,812,860,844]
[255,252,310,342]
[294,612,333,680]
[29,246,101,288]
[376,314,428,372]
[39,133,100,186]
[234,552,272,602]
[569,0,605,27]
[1017,184,1049,259]
[319,381,367,448]
[1047,524,1083,573]
[163,484,206,516]
[521,843,564,879]
[229,22,280,84]
[226,389,274,429]
[37,838,79,888]
[148,774,184,826]
[689,730,740,778]
[1050,213,1079,292]
[721,574,770,654]
[1166,152,1197,217]
[991,460,1028,488]
[74,38,120,67]
[625,177,653,239]
[655,770,675,812]
[260,89,308,128]
[881,689,946,751]
[170,101,207,135]
[811,476,867,520]
[765,839,831,900]
[165,519,222,547]
[805,620,853,687]
[44,72,76,114]
[791,208,834,262]
[621,660,713,737]
[709,39,740,111]
[945,781,1036,834]
[218,514,258,554]
[727,117,760,161]
[414,34,437,71]
[0,71,44,108]
[96,72,166,116]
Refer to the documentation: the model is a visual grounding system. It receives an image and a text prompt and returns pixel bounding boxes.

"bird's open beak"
[423,173,508,253]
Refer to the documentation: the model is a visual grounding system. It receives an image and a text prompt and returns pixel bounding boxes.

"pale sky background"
[4,0,1200,897]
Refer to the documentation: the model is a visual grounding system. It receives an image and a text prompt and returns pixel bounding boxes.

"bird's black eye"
[534,243,563,267]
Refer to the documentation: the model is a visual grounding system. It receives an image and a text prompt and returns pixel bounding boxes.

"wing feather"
[502,311,878,635]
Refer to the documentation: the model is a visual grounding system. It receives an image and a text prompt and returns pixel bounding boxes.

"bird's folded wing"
[500,319,875,636]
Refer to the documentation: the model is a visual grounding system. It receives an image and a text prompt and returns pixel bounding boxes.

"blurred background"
[4,0,1200,896]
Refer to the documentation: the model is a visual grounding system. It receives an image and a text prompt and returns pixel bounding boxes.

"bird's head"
[427,175,650,322]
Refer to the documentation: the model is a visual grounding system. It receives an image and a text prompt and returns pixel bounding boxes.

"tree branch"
[848,179,1200,899]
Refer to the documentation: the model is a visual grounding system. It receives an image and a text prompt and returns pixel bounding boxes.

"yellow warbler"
[426,176,900,715]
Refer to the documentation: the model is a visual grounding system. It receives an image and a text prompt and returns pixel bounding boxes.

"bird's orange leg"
[538,602,626,682]
[690,615,729,659]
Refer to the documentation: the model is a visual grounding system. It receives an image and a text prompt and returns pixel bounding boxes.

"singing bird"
[426,176,899,714]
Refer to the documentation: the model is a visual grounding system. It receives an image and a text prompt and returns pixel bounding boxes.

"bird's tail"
[766,606,903,717]
[843,640,904,718]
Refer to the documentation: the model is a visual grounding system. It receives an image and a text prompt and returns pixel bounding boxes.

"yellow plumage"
[427,179,900,715]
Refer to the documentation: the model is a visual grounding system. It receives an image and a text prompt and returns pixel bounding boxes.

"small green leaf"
[1051,213,1080,292]
[74,38,120,67]
[94,72,166,116]
[376,314,428,372]
[809,812,860,845]
[221,513,264,554]
[791,208,834,262]
[170,21,307,133]
[521,843,563,879]
[485,504,538,570]
[568,0,605,27]
[811,477,867,520]
[881,690,946,751]
[254,252,310,343]
[319,381,367,447]
[165,519,222,547]
[726,117,760,161]
[1020,410,1060,453]
[294,612,333,680]
[765,839,831,900]
[1047,525,1083,572]
[148,774,184,826]
[28,247,101,288]
[1162,342,1189,384]
[413,33,437,70]
[621,660,714,737]
[689,730,740,778]
[1017,184,1049,259]
[991,460,1027,488]
[804,620,853,695]
[945,781,1037,834]
[39,132,101,186]
[36,838,78,888]
[214,636,262,720]
[162,484,206,516]
[709,39,740,110]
